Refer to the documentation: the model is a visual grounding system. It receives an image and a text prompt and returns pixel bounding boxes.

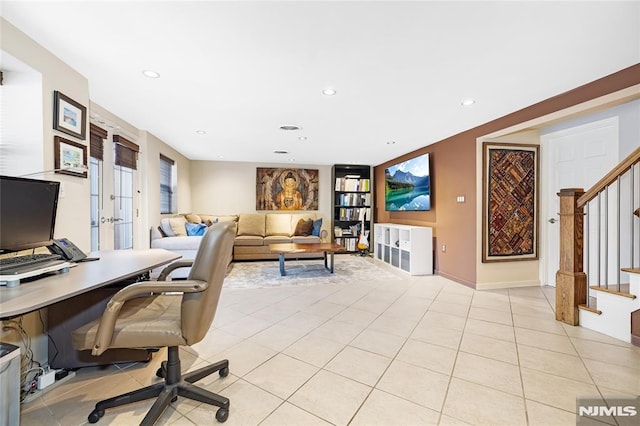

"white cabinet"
[373,223,433,275]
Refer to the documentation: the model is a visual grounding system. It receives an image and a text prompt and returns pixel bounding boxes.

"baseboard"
[436,270,476,289]
[475,279,541,291]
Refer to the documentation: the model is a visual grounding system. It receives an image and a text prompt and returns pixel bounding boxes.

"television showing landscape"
[384,153,430,211]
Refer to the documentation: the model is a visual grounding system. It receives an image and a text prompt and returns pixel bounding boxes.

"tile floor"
[20,257,640,425]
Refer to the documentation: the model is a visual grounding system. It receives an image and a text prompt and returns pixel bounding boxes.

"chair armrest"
[150,226,164,241]
[91,279,206,355]
[157,259,195,281]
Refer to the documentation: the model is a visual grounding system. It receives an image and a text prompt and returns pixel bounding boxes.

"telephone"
[48,238,87,262]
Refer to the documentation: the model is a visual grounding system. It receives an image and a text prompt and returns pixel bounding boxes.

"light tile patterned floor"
[20,256,640,425]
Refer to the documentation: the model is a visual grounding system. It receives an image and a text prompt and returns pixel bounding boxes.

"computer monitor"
[0,175,60,253]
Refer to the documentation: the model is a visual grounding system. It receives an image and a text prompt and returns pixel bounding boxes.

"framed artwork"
[482,142,539,262]
[256,168,319,210]
[53,91,87,140]
[54,136,88,178]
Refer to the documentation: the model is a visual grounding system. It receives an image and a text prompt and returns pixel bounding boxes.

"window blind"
[159,154,174,214]
[113,135,139,170]
[89,123,107,160]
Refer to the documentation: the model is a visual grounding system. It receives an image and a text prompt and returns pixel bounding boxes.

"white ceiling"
[2,1,639,166]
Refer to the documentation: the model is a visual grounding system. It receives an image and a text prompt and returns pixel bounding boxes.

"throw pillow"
[311,218,323,236]
[185,213,202,224]
[168,216,187,236]
[294,218,314,236]
[238,214,266,236]
[185,222,207,236]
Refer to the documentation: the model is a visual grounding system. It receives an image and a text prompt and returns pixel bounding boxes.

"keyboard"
[0,253,63,274]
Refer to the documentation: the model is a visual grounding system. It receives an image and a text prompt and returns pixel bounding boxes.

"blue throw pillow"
[311,218,323,236]
[185,222,207,236]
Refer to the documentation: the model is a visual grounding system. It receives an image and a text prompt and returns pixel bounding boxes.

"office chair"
[72,222,235,425]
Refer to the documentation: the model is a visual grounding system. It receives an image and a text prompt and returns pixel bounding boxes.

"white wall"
[540,99,640,160]
[0,52,43,176]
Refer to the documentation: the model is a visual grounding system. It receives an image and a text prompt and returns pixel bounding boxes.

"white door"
[542,117,619,286]
[90,131,137,251]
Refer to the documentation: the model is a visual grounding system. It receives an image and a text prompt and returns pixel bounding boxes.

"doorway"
[541,117,619,286]
[89,125,138,251]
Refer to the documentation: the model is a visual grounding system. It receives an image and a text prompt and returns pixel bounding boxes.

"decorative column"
[555,188,587,325]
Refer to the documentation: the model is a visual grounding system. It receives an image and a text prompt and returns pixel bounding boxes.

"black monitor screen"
[0,176,60,253]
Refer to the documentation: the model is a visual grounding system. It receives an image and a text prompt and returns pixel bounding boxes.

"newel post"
[555,188,587,325]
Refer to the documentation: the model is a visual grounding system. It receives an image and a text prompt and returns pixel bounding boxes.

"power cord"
[1,316,45,401]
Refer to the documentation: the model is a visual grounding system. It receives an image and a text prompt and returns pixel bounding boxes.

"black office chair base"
[87,346,230,425]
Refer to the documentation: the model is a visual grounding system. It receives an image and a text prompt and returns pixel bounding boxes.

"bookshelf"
[373,223,433,275]
[331,164,372,253]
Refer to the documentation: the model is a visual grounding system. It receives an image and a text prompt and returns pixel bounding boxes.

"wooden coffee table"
[268,243,346,276]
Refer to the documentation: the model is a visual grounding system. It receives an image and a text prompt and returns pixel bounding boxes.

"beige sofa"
[233,213,326,260]
[150,212,328,273]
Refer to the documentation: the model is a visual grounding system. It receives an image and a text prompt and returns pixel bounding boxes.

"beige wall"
[189,161,332,227]
[475,130,541,290]
[1,18,91,368]
[2,17,91,251]
[144,131,192,229]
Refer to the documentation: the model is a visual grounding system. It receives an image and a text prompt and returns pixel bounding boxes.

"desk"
[0,249,180,369]
[0,249,180,319]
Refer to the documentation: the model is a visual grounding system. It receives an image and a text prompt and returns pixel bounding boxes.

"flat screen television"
[384,153,430,211]
[0,175,60,253]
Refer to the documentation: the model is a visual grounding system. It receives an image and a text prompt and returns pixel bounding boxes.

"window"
[89,123,107,251]
[160,154,175,214]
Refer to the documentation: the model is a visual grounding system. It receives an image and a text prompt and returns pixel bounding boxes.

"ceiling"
[2,1,639,166]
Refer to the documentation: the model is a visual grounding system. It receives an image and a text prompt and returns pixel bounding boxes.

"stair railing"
[556,146,640,324]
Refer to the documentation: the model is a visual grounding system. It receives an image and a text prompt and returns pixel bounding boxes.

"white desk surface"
[0,249,180,319]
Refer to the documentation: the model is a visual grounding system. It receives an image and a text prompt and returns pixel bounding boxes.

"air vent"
[273,150,288,154]
[279,125,300,131]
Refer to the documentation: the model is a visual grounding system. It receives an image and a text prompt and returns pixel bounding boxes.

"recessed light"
[322,88,336,96]
[461,98,476,106]
[273,150,288,154]
[279,125,300,131]
[195,130,207,135]
[386,141,396,145]
[298,136,307,141]
[142,70,160,78]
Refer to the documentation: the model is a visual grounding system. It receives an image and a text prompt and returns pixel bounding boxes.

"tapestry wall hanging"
[482,143,539,262]
[256,168,319,210]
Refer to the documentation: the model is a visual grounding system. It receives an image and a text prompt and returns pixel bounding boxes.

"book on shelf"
[339,193,371,207]
[338,207,371,221]
[334,178,371,192]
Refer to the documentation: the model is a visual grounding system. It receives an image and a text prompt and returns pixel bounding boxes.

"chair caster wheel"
[156,367,165,378]
[216,407,229,423]
[219,367,229,377]
[88,409,104,423]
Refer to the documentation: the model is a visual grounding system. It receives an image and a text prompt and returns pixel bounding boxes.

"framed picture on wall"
[482,142,539,262]
[54,136,88,178]
[256,168,319,210]
[53,91,87,140]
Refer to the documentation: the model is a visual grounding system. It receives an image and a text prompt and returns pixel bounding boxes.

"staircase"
[555,147,640,345]
[578,268,639,343]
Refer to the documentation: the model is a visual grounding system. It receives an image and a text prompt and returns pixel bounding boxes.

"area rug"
[223,255,403,288]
